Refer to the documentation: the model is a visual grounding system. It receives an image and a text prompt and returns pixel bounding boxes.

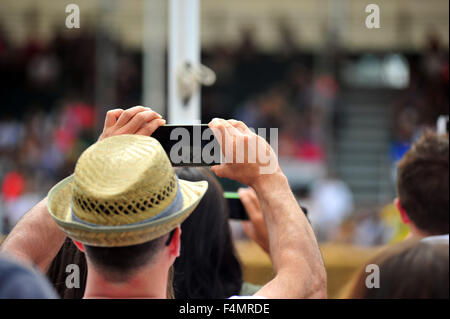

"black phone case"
[152,125,221,167]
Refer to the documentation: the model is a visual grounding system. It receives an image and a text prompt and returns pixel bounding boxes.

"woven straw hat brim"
[47,175,208,247]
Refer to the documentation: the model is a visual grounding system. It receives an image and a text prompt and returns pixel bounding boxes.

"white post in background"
[168,0,201,124]
[95,0,118,132]
[143,0,166,117]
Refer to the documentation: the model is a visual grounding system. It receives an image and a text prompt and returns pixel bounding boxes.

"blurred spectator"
[0,254,58,299]
[395,131,449,239]
[345,240,449,299]
[352,209,387,246]
[390,107,420,163]
[0,117,24,151]
[310,173,354,242]
[1,172,24,203]
[2,188,40,232]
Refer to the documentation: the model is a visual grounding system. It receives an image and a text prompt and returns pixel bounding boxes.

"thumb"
[238,188,260,220]
[210,164,226,178]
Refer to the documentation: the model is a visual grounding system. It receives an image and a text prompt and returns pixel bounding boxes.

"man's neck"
[83,262,169,299]
[408,224,431,239]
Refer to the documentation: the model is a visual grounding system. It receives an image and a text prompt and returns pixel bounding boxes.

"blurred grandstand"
[0,0,448,246]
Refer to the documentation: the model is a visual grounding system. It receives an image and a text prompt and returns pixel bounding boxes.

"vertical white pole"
[95,0,118,132]
[143,0,166,117]
[168,0,201,124]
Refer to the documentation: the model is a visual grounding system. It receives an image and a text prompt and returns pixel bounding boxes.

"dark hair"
[84,235,167,283]
[397,131,449,235]
[173,167,243,298]
[347,240,449,299]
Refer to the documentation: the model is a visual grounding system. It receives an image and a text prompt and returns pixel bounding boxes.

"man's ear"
[395,198,410,224]
[167,227,181,258]
[72,240,85,253]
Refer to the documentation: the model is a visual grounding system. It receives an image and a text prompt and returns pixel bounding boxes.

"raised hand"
[208,118,280,187]
[98,106,166,141]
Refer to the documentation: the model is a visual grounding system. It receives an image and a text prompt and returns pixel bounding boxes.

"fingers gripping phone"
[224,192,309,220]
[152,124,221,166]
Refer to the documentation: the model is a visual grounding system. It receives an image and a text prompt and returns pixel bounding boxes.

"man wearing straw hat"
[1,107,326,299]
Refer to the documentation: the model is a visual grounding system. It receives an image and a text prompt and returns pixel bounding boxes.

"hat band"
[70,179,184,229]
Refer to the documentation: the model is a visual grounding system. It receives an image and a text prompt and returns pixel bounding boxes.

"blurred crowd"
[0,7,448,300]
[0,23,142,231]
[390,35,449,163]
[0,21,448,245]
[202,31,338,162]
[0,23,337,233]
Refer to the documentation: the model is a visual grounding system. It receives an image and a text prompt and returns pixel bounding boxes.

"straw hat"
[47,134,208,247]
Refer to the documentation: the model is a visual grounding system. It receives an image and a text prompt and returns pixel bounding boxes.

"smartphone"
[224,192,309,220]
[152,124,221,166]
[225,192,249,220]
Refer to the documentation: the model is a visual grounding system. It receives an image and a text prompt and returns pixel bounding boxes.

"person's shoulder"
[227,294,267,299]
[421,234,449,245]
[0,254,58,299]
[228,295,267,299]
[239,282,262,296]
